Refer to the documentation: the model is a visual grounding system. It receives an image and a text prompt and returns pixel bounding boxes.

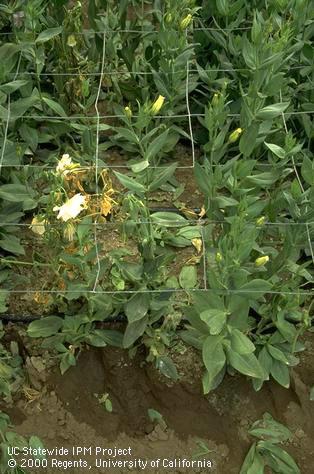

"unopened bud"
[256,216,266,226]
[212,93,219,106]
[124,106,132,119]
[151,95,165,115]
[216,252,223,262]
[255,255,269,267]
[180,13,193,30]
[228,128,243,143]
[164,13,173,23]
[67,35,77,47]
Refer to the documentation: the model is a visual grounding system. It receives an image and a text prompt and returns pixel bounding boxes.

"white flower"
[56,154,75,176]
[53,193,86,222]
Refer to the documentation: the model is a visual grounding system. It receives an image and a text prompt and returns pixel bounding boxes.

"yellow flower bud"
[180,13,193,30]
[256,216,266,226]
[151,95,165,115]
[255,255,269,267]
[228,128,243,143]
[124,106,132,119]
[216,252,223,262]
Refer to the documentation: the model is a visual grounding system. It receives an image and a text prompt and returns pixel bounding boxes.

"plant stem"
[1,259,50,267]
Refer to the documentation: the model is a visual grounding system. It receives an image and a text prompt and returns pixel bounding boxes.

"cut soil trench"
[5,333,314,474]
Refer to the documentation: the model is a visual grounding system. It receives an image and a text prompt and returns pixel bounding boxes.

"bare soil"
[3,332,314,474]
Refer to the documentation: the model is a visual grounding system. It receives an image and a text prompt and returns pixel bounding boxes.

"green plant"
[181,204,312,393]
[27,314,123,374]
[0,410,45,474]
[0,322,24,402]
[240,413,300,474]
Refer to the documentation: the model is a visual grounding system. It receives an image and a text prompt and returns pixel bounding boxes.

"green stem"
[1,259,50,267]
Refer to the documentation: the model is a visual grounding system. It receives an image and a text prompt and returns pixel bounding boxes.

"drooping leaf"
[113,171,146,193]
[179,266,197,289]
[36,27,63,43]
[239,123,259,157]
[27,317,63,338]
[230,328,256,354]
[124,293,150,323]
[202,335,226,387]
[256,102,289,120]
[227,348,265,379]
[200,309,227,335]
[123,316,148,348]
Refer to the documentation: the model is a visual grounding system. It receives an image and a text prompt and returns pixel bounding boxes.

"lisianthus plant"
[112,95,181,173]
[26,153,117,300]
[181,200,312,393]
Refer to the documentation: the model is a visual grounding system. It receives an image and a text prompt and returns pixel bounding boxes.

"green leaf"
[150,212,187,227]
[176,226,201,239]
[94,329,123,347]
[194,162,210,196]
[124,293,150,323]
[301,156,314,186]
[202,365,225,393]
[60,351,76,375]
[115,127,139,144]
[202,335,226,386]
[42,96,67,117]
[239,443,258,474]
[113,171,146,193]
[0,234,25,255]
[156,356,178,381]
[258,441,300,474]
[258,347,273,377]
[85,331,108,347]
[0,80,29,94]
[123,316,148,348]
[27,317,63,338]
[239,123,259,157]
[249,412,292,443]
[256,102,289,120]
[147,408,164,424]
[267,345,290,365]
[270,359,290,388]
[276,313,296,343]
[145,129,169,162]
[118,262,143,282]
[36,27,63,43]
[230,329,256,354]
[131,159,149,173]
[239,279,272,298]
[19,123,38,152]
[179,266,197,289]
[227,348,265,379]
[0,184,32,202]
[29,436,45,460]
[264,142,286,159]
[310,386,314,401]
[148,162,177,192]
[200,309,227,335]
[10,94,39,119]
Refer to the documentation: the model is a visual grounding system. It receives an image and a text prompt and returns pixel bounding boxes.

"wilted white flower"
[29,216,46,235]
[53,193,86,222]
[56,154,79,176]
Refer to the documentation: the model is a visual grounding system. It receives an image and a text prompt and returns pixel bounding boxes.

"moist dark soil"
[3,332,314,474]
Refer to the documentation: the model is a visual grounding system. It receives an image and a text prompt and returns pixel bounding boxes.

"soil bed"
[3,332,314,474]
